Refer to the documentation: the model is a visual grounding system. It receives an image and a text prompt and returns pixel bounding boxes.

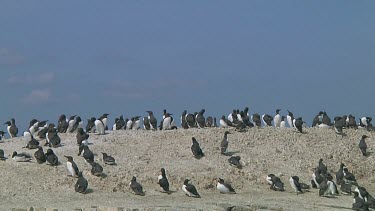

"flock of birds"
[0,107,374,210]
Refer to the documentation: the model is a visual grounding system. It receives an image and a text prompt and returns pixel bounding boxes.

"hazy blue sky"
[1,1,374,131]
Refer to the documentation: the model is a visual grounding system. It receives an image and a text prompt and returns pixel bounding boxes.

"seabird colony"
[1,108,374,210]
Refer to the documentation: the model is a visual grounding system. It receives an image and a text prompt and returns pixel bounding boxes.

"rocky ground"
[0,127,374,210]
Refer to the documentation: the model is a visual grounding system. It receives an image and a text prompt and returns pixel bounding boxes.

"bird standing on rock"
[65,155,79,177]
[191,137,204,158]
[45,149,58,166]
[182,179,200,198]
[102,152,116,165]
[274,109,282,127]
[158,168,170,193]
[129,176,145,196]
[359,135,369,156]
[220,131,231,155]
[75,172,88,194]
[78,144,94,164]
[90,162,103,176]
[34,146,46,164]
[294,117,304,133]
[217,178,236,194]
[317,159,327,174]
[289,176,303,194]
[228,156,242,168]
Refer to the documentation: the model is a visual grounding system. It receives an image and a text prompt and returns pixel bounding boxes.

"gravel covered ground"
[0,127,374,210]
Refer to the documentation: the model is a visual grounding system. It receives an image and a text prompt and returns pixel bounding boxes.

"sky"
[1,1,374,131]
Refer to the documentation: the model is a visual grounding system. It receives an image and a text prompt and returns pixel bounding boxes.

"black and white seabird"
[294,117,304,133]
[126,117,133,130]
[162,113,173,130]
[336,163,345,184]
[262,114,273,127]
[78,144,94,164]
[181,110,189,129]
[67,115,76,133]
[70,116,83,133]
[191,137,204,158]
[334,116,346,136]
[5,118,18,138]
[90,162,103,176]
[232,115,246,130]
[143,117,150,130]
[76,128,89,146]
[45,149,58,166]
[318,177,329,196]
[112,118,119,130]
[102,152,116,165]
[352,191,369,211]
[158,168,170,193]
[113,118,120,131]
[85,117,96,133]
[252,113,261,127]
[326,176,339,196]
[312,111,323,127]
[311,169,323,189]
[99,113,110,130]
[118,115,126,129]
[343,167,357,184]
[228,110,236,123]
[185,112,196,128]
[65,155,79,177]
[205,116,213,127]
[217,178,236,194]
[57,114,68,133]
[269,175,285,191]
[0,149,6,160]
[280,116,286,128]
[266,174,275,185]
[360,117,372,129]
[24,134,40,149]
[359,135,369,156]
[228,156,242,168]
[132,116,141,130]
[47,125,61,148]
[289,176,303,194]
[27,119,39,135]
[195,109,205,128]
[317,159,327,174]
[0,131,5,142]
[347,114,358,129]
[241,111,253,127]
[146,111,158,130]
[273,109,282,127]
[220,131,231,155]
[37,127,48,140]
[339,180,352,195]
[34,146,46,164]
[322,111,331,126]
[12,151,32,162]
[129,176,145,196]
[95,117,106,135]
[286,110,294,128]
[75,172,88,194]
[219,115,232,128]
[182,179,200,198]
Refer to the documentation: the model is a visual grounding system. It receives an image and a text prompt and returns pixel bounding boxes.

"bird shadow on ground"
[156,190,177,194]
[224,151,240,156]
[319,204,352,210]
[85,188,94,194]
[99,173,108,178]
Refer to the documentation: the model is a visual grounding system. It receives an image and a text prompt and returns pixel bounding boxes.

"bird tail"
[361,149,367,156]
